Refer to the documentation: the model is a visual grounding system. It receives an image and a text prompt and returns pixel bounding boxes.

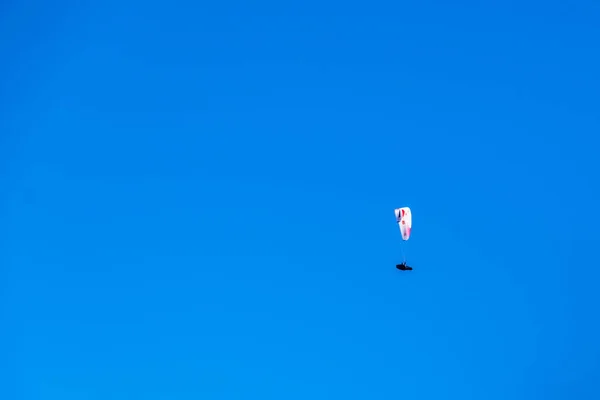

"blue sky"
[2,0,599,398]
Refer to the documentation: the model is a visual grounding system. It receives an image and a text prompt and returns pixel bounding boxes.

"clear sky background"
[2,1,599,399]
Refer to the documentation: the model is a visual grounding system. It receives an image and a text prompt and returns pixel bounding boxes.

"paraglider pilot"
[396,262,412,271]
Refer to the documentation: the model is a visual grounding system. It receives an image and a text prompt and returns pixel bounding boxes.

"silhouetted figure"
[396,262,413,271]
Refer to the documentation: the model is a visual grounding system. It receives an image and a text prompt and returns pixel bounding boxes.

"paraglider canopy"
[394,206,412,241]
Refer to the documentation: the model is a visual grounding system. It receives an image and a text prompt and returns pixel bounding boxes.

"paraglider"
[394,206,413,271]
